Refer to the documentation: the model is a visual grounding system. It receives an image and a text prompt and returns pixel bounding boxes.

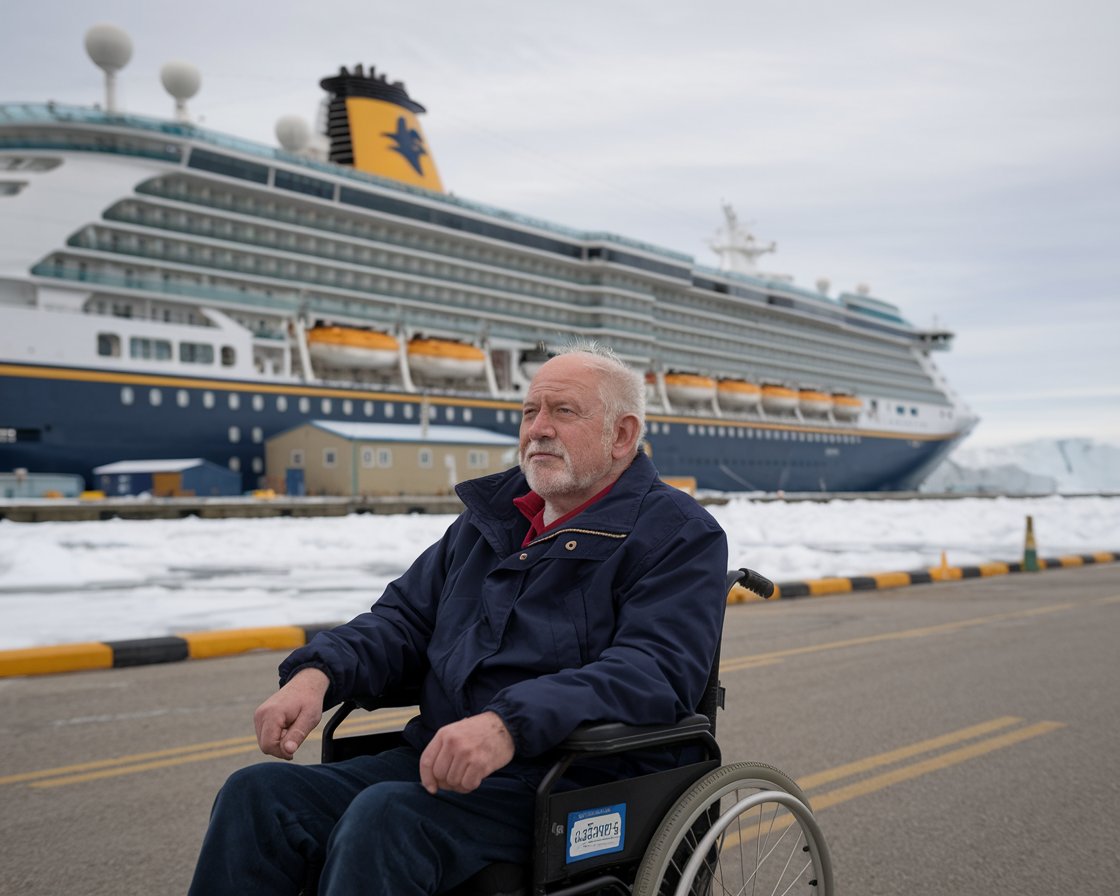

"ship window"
[445,407,455,422]
[321,399,332,414]
[187,148,269,184]
[276,395,288,412]
[252,394,264,411]
[221,346,236,367]
[176,390,190,408]
[363,401,374,417]
[0,180,28,197]
[149,388,162,407]
[229,456,241,472]
[323,448,337,468]
[290,449,305,468]
[342,400,353,416]
[275,170,334,200]
[121,386,134,406]
[229,426,241,443]
[252,457,264,474]
[403,405,414,420]
[229,393,241,410]
[384,403,395,419]
[463,408,472,423]
[418,448,433,468]
[0,156,62,172]
[299,397,310,413]
[130,337,172,360]
[251,427,263,443]
[180,341,214,364]
[97,333,121,357]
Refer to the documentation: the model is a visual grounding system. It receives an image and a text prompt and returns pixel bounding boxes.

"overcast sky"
[4,0,1118,446]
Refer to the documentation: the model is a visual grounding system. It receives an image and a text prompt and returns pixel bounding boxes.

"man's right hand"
[253,667,330,760]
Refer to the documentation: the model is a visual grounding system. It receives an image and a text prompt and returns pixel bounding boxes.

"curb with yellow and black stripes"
[726,550,1118,603]
[2,551,1117,678]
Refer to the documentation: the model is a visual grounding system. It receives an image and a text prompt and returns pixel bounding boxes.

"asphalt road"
[2,564,1118,895]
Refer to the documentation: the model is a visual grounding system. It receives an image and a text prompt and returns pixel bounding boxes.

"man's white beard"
[520,437,611,499]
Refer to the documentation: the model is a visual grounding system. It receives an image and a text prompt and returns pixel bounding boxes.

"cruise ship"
[0,26,976,494]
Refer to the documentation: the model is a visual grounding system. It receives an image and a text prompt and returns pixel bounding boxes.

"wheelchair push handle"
[726,567,775,599]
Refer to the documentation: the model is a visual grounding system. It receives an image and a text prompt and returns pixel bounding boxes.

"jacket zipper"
[524,527,628,548]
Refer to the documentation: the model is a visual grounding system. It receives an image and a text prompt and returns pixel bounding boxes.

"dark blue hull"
[0,363,957,493]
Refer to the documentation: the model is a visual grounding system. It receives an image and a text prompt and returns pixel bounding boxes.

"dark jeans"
[188,746,536,895]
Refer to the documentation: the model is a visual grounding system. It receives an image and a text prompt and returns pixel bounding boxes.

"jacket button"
[565,540,577,551]
[519,552,528,561]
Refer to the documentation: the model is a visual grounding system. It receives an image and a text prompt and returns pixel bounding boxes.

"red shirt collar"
[513,481,615,547]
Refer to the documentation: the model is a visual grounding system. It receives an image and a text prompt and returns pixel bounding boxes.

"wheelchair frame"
[320,569,833,896]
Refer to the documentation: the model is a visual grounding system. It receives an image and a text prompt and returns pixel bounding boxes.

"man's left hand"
[419,711,515,794]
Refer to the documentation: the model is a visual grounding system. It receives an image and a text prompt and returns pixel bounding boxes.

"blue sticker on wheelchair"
[566,803,626,863]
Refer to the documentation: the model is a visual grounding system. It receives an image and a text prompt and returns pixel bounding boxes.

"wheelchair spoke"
[632,762,833,896]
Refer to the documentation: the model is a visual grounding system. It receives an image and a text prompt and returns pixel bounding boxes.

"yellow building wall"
[266,427,515,496]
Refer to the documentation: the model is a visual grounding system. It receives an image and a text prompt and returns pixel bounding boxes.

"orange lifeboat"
[307,326,399,370]
[760,383,798,413]
[831,392,862,421]
[717,379,762,410]
[664,372,717,405]
[407,337,486,380]
[798,388,833,417]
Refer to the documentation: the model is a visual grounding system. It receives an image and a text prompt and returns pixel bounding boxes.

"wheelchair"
[319,569,834,895]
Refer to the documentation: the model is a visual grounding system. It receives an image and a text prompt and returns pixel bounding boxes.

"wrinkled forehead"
[524,357,606,409]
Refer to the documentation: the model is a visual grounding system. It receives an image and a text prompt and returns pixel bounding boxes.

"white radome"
[84,24,133,73]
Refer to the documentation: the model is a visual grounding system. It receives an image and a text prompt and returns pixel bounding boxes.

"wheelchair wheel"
[631,761,833,896]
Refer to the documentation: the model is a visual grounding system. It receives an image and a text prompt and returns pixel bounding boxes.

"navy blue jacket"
[279,451,729,762]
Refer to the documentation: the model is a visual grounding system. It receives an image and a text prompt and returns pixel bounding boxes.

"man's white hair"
[554,340,646,447]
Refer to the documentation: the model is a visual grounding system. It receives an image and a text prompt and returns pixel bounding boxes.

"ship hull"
[0,362,957,493]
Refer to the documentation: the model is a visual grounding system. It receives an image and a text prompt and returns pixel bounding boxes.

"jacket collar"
[456,452,658,553]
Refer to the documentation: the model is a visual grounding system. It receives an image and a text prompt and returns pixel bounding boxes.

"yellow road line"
[797,715,1023,789]
[808,720,1065,811]
[725,718,1065,850]
[719,602,1077,673]
[4,708,416,788]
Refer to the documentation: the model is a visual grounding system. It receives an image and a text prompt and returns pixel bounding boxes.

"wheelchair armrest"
[557,713,713,754]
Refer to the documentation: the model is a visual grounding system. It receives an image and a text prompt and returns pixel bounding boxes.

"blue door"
[285,468,305,496]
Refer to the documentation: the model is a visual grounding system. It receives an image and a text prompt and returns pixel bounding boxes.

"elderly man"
[189,344,728,895]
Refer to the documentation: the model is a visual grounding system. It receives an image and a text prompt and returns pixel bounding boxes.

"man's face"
[519,355,617,507]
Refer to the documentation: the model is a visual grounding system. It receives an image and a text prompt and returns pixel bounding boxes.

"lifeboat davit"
[832,392,862,421]
[307,326,399,370]
[717,379,762,410]
[664,372,717,405]
[761,383,798,413]
[798,388,833,417]
[407,337,487,380]
[519,343,552,380]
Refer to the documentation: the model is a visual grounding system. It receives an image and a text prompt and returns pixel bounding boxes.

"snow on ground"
[0,495,1117,650]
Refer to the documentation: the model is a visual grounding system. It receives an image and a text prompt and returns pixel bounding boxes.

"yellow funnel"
[320,65,444,192]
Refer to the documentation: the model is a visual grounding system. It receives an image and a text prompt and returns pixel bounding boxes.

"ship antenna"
[161,61,202,123]
[84,24,133,113]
